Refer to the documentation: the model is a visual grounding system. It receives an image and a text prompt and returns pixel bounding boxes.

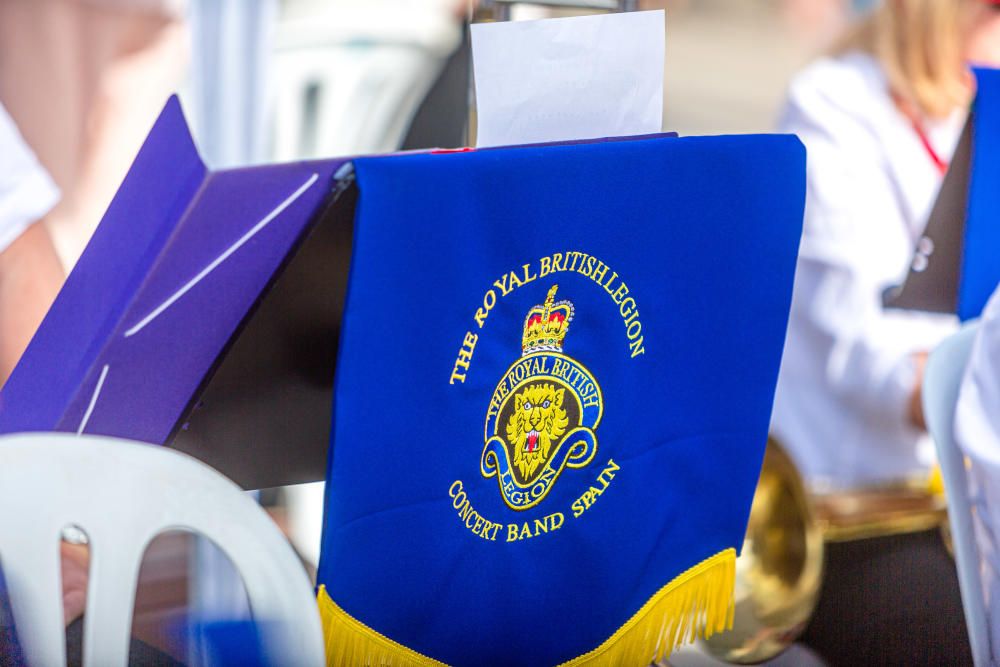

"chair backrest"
[269,5,461,161]
[924,323,991,667]
[0,433,324,667]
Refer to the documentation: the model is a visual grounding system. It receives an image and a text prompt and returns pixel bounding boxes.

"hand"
[909,352,929,430]
[60,542,89,626]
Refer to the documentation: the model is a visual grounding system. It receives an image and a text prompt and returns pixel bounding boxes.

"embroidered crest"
[480,285,602,510]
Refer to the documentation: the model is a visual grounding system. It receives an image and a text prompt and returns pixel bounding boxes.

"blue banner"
[959,68,1000,320]
[317,133,805,666]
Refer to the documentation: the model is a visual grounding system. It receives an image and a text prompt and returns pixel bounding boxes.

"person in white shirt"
[957,287,1000,658]
[770,0,1000,662]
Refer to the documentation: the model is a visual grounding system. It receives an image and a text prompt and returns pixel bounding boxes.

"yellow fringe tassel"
[558,548,736,666]
[317,547,736,667]
[318,585,447,667]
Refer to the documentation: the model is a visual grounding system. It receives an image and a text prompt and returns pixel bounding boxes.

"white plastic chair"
[0,433,324,667]
[270,1,462,160]
[924,323,991,666]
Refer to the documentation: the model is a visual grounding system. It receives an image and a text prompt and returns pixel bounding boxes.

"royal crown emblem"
[481,285,603,510]
[521,288,574,354]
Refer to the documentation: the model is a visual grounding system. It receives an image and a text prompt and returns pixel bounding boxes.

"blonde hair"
[839,0,976,119]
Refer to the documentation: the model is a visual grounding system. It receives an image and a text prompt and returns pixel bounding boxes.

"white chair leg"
[4,528,67,667]
[82,532,146,667]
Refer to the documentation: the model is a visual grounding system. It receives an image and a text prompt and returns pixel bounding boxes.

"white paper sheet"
[471,10,665,148]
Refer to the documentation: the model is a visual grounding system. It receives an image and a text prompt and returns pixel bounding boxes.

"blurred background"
[0,0,871,265]
[0,0,878,661]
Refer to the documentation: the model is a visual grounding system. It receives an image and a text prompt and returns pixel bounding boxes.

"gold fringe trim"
[318,585,447,666]
[317,548,736,667]
[558,548,736,666]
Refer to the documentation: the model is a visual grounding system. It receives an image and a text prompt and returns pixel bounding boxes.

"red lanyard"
[911,119,949,176]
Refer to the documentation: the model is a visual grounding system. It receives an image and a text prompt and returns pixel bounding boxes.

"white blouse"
[0,102,59,254]
[956,287,1000,652]
[771,52,962,490]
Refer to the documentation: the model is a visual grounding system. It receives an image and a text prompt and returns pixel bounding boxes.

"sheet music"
[471,10,665,147]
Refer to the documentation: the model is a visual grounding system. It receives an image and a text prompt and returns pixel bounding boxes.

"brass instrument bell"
[701,438,824,664]
[700,439,948,664]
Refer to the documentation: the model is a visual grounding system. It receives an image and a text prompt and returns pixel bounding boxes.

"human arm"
[0,221,63,383]
[0,103,63,385]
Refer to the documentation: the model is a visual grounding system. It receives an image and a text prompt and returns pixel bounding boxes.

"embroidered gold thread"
[480,286,603,511]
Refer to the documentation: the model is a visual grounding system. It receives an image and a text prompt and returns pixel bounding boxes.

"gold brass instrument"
[701,438,823,664]
[702,438,949,664]
[812,479,948,544]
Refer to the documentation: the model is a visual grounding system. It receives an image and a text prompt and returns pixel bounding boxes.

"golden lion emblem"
[505,383,570,479]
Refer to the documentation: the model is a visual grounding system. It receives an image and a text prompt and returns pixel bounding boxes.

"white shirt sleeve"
[781,94,919,421]
[958,291,1000,469]
[0,102,60,254]
[956,287,1000,648]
